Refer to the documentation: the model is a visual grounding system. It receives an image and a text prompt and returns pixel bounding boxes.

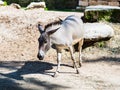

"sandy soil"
[0,6,120,90]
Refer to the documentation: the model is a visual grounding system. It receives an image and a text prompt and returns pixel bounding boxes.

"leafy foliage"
[4,0,78,9]
[3,1,7,6]
[84,9,120,23]
[95,41,106,48]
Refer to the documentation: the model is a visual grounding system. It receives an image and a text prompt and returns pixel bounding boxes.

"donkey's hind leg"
[78,39,84,67]
[54,50,62,77]
[69,46,79,74]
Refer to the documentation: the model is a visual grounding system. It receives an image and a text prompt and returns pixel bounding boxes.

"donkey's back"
[50,15,84,47]
[63,15,84,37]
[64,15,84,43]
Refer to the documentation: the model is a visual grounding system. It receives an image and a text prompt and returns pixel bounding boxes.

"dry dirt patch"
[0,6,83,61]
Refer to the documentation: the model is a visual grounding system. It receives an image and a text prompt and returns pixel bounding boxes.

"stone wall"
[78,0,120,6]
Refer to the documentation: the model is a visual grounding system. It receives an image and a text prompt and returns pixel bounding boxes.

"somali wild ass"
[37,15,84,77]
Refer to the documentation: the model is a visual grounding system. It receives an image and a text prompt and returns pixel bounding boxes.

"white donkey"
[37,15,84,77]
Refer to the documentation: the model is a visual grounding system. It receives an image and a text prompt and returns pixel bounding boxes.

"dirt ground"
[0,6,120,90]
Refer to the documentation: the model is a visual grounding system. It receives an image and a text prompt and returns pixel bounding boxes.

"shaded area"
[74,37,111,51]
[83,37,111,49]
[0,61,54,80]
[0,61,69,90]
[0,76,69,90]
[84,57,120,65]
[0,61,24,70]
[0,78,26,90]
[25,77,69,90]
[0,61,73,80]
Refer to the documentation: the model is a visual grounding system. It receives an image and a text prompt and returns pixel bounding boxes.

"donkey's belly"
[54,38,82,51]
[72,38,82,45]
[55,44,69,50]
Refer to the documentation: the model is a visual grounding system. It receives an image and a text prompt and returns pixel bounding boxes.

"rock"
[0,0,4,6]
[74,22,114,50]
[84,5,120,22]
[73,22,114,50]
[85,5,120,11]
[84,23,114,40]
[10,3,21,9]
[26,2,46,10]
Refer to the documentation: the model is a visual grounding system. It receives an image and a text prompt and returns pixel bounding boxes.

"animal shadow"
[0,61,54,80]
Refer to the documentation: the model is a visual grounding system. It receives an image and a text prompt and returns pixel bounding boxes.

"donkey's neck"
[47,24,61,32]
[45,20,62,31]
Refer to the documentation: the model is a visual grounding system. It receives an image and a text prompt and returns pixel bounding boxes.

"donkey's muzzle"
[37,54,44,60]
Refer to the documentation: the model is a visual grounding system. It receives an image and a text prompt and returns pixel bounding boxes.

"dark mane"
[45,20,62,31]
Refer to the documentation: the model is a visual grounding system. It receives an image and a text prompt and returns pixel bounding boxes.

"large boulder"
[84,5,120,23]
[84,23,114,41]
[10,3,21,9]
[74,22,114,50]
[74,23,114,51]
[26,2,46,10]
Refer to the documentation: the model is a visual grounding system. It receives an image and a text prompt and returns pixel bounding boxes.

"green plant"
[96,41,106,48]
[44,0,78,10]
[44,7,48,10]
[84,9,120,23]
[4,1,7,6]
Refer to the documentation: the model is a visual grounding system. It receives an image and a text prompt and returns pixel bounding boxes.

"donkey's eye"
[38,38,40,41]
[44,39,47,43]
[43,36,47,43]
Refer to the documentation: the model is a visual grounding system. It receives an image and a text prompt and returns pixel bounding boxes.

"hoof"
[76,70,80,74]
[79,63,82,68]
[72,65,75,68]
[53,72,59,77]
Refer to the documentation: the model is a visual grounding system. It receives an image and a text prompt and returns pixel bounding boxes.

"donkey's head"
[37,24,59,60]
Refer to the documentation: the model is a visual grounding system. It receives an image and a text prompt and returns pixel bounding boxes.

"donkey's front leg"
[54,50,62,77]
[69,46,79,74]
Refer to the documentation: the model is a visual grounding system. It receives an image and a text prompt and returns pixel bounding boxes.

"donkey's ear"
[47,27,60,36]
[58,18,63,23]
[38,24,44,34]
